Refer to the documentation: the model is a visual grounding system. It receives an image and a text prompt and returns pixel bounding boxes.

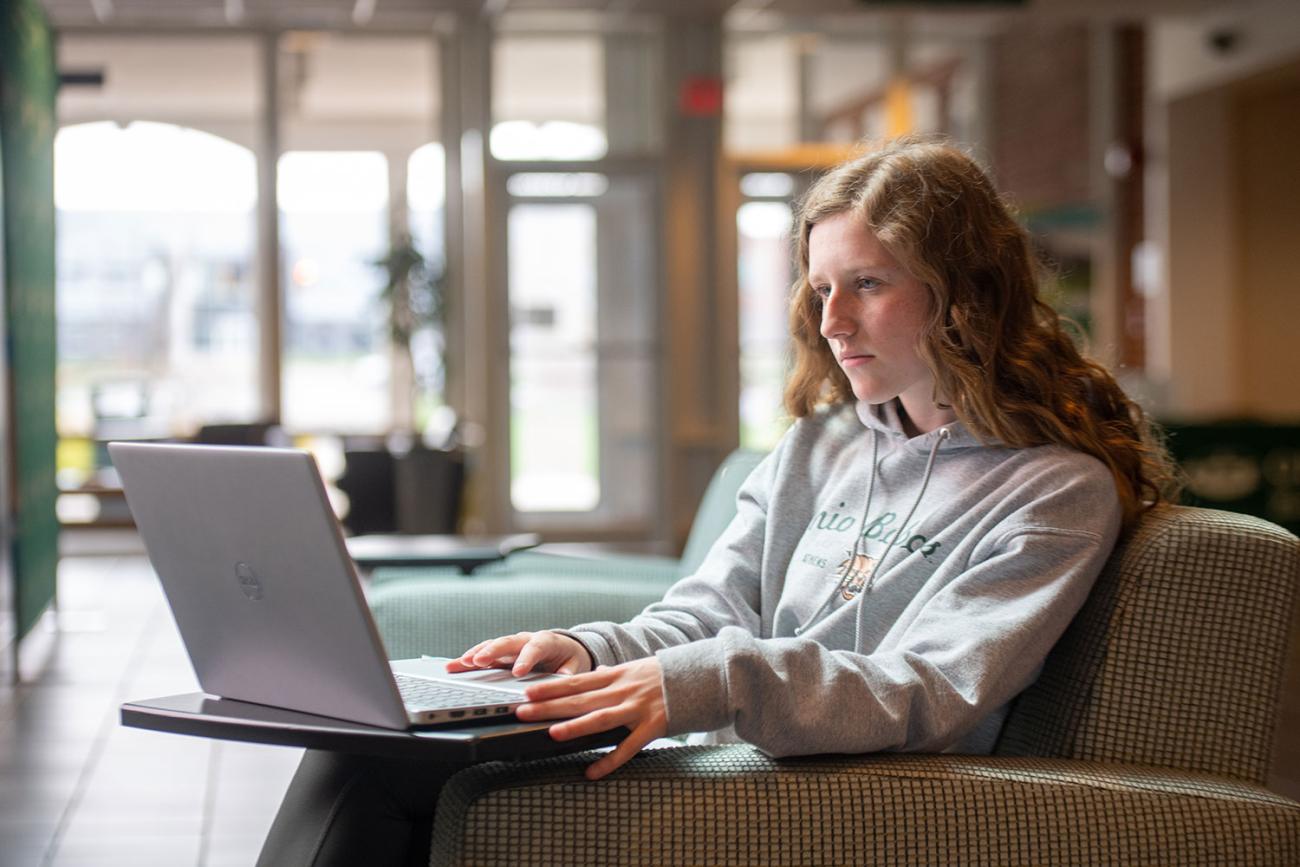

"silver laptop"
[109,441,565,730]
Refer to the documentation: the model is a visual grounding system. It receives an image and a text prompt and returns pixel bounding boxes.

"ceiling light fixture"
[88,0,113,24]
[353,0,377,25]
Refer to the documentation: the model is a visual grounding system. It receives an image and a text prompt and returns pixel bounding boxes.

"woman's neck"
[896,397,957,438]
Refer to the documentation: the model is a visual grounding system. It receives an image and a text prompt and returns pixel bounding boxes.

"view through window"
[737,173,797,451]
[55,121,258,487]
[278,150,391,434]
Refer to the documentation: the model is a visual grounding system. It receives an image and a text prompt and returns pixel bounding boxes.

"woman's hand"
[518,658,668,781]
[446,630,594,676]
[448,632,668,779]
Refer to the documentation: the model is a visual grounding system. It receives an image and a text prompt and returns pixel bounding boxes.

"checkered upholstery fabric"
[422,507,1300,865]
[430,746,1300,866]
[995,506,1300,784]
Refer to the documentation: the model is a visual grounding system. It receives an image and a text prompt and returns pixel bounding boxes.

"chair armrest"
[368,574,672,660]
[431,746,1300,866]
[370,549,681,586]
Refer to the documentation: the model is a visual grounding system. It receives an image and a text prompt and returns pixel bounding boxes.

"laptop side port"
[450,710,466,718]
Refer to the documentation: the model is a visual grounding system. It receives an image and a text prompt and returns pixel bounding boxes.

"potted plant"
[363,234,464,534]
[374,232,446,436]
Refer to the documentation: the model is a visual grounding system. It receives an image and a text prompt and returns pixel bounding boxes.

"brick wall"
[989,21,1092,211]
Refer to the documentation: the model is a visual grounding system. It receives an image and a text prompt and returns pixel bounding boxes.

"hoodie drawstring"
[794,426,951,640]
[794,428,878,636]
[851,426,950,647]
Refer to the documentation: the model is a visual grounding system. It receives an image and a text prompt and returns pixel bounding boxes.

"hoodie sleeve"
[558,445,785,667]
[653,521,1116,756]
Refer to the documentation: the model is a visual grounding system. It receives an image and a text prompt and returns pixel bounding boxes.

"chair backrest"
[678,450,766,578]
[995,506,1300,785]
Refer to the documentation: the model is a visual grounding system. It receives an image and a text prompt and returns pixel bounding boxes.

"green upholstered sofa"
[415,506,1300,865]
[367,449,765,661]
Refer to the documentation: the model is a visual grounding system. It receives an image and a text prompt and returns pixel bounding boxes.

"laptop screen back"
[109,442,410,729]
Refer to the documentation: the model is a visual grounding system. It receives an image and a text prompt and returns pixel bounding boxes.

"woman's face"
[809,211,949,433]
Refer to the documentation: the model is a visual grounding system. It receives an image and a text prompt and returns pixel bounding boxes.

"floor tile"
[0,816,62,846]
[0,776,81,822]
[204,836,273,867]
[0,832,53,867]
[48,832,202,867]
[58,812,203,837]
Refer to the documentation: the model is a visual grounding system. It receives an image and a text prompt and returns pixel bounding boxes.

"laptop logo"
[234,562,264,601]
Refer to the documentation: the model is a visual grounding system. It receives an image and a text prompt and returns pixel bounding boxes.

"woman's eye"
[856,277,880,291]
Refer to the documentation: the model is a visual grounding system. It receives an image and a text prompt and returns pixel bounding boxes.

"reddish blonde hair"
[784,137,1178,530]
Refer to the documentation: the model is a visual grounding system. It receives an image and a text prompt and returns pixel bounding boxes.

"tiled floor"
[0,534,301,867]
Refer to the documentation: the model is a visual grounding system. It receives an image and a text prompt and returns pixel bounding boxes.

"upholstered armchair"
[369,450,766,661]
[426,507,1300,865]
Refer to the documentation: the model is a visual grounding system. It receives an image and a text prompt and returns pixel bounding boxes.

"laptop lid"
[109,442,411,730]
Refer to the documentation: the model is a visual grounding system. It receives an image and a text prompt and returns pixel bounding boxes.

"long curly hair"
[784,137,1179,530]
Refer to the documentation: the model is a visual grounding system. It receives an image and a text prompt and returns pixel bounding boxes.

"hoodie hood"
[854,399,982,452]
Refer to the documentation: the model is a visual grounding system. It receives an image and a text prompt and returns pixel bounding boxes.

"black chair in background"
[336,441,464,536]
[192,422,286,448]
[1164,420,1300,535]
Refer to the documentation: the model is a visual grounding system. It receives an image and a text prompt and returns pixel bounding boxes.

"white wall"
[1236,69,1300,417]
[1151,0,1300,101]
[1150,58,1300,421]
[1145,0,1300,421]
[1155,89,1241,418]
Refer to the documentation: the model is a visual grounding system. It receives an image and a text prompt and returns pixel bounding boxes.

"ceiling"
[40,0,1235,33]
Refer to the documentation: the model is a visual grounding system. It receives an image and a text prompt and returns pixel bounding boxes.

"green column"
[0,0,59,641]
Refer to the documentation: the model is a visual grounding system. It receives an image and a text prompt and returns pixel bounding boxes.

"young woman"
[258,137,1176,866]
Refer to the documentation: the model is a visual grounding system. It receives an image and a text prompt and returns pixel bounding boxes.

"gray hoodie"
[563,400,1122,757]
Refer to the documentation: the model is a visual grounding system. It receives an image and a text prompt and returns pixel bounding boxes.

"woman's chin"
[849,386,897,406]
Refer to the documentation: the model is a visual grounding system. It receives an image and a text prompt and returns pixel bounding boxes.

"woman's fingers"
[584,721,664,781]
[546,705,626,740]
[447,632,593,676]
[518,658,668,780]
[510,633,567,676]
[524,666,616,701]
[456,646,666,781]
[445,633,532,671]
[444,640,492,672]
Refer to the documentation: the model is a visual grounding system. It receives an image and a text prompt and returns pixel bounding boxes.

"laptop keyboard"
[394,673,522,711]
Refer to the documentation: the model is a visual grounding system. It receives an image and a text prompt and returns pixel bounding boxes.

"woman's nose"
[819,288,856,340]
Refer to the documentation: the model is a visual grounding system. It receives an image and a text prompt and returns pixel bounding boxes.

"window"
[508,202,600,511]
[737,174,797,450]
[278,150,391,434]
[55,121,259,487]
[405,142,448,426]
[504,171,658,526]
[493,34,607,160]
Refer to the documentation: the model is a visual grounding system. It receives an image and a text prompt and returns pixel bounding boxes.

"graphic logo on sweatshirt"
[836,550,878,600]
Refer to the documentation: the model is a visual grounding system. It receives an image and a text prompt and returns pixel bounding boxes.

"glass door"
[501,169,659,537]
[736,171,798,451]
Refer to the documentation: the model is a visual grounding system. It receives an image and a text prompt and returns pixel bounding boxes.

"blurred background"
[1,0,1298,862]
